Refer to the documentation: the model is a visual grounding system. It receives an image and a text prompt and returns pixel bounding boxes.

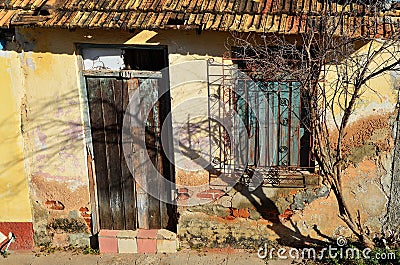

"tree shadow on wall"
[235,182,331,248]
[0,87,179,233]
[0,84,333,248]
[177,116,333,248]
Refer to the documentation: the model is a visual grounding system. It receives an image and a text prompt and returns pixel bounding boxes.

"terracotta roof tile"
[0,0,399,34]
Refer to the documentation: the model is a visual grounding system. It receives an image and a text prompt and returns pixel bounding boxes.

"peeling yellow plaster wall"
[19,51,90,207]
[0,51,32,222]
[9,27,231,239]
[7,27,399,244]
[324,40,399,127]
[16,27,230,190]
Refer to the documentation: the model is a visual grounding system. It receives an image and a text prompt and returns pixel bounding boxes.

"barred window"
[231,46,314,172]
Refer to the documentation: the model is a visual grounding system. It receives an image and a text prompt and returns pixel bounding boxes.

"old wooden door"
[86,73,174,230]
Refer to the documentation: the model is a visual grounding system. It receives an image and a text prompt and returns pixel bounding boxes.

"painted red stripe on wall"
[0,222,34,250]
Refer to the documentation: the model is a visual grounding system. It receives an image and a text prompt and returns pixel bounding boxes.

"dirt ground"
[0,250,295,265]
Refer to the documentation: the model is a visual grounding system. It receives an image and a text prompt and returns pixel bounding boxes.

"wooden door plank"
[86,77,113,229]
[236,80,249,168]
[120,79,137,230]
[139,78,162,229]
[247,80,256,166]
[113,78,136,230]
[128,78,150,229]
[257,82,267,168]
[268,82,279,166]
[158,70,175,230]
[101,78,125,230]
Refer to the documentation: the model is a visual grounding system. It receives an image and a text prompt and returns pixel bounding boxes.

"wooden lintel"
[83,69,162,78]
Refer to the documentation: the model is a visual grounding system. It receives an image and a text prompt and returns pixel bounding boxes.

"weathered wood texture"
[86,75,173,230]
[87,77,114,229]
[234,81,306,168]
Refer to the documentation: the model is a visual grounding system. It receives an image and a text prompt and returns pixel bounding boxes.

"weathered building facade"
[0,0,399,253]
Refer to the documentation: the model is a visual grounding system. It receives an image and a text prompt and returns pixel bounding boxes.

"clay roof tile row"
[0,0,399,35]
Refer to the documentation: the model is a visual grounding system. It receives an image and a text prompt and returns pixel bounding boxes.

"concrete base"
[99,229,178,254]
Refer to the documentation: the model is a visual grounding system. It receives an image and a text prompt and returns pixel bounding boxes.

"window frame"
[230,46,315,172]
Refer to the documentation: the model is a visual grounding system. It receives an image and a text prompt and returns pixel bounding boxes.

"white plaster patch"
[0,50,11,58]
[25,57,35,70]
[82,48,124,70]
[325,100,396,130]
[349,100,396,123]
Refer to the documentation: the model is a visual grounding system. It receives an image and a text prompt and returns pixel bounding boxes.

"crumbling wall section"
[177,83,398,250]
[12,26,232,248]
[10,27,399,250]
[15,30,92,247]
[177,110,397,249]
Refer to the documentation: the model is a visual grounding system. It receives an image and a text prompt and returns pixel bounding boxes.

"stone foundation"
[177,180,328,250]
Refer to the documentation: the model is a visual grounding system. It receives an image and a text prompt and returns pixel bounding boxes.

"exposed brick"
[177,193,190,200]
[238,208,250,218]
[44,200,65,210]
[278,209,294,222]
[226,215,236,220]
[178,188,189,193]
[204,189,225,195]
[79,207,91,230]
[79,207,88,212]
[196,193,213,199]
[196,189,226,200]
[83,218,91,230]
[213,193,224,200]
[230,208,250,219]
[207,189,226,200]
[231,208,239,217]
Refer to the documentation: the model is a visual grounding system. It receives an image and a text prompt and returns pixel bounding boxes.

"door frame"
[76,43,174,234]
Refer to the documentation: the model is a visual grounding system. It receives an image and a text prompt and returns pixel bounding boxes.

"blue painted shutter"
[236,80,303,168]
